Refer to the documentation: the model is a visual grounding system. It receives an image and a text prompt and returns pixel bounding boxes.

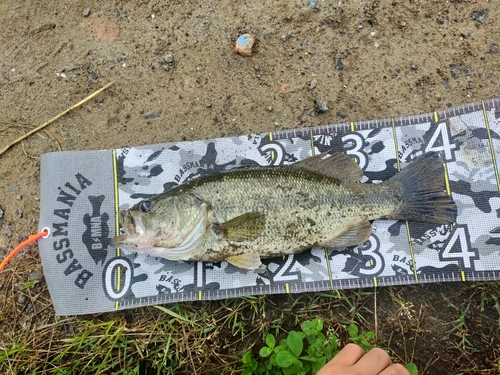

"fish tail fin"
[385,152,457,224]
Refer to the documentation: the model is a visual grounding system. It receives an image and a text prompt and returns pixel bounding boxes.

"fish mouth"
[110,210,144,246]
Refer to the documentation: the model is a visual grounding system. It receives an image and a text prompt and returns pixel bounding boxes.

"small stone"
[315,99,328,113]
[421,28,429,35]
[490,44,499,54]
[472,10,485,23]
[90,71,98,80]
[97,97,104,104]
[306,0,320,10]
[28,269,43,282]
[302,38,308,46]
[444,81,451,90]
[254,66,260,71]
[336,58,344,70]
[268,106,273,112]
[163,54,174,63]
[411,63,418,70]
[280,34,287,42]
[263,33,271,39]
[310,79,317,89]
[54,8,58,15]
[16,195,21,200]
[143,110,162,119]
[437,16,447,25]
[82,8,91,17]
[467,81,475,89]
[206,103,212,108]
[17,294,27,305]
[0,208,3,219]
[17,207,22,218]
[235,34,255,56]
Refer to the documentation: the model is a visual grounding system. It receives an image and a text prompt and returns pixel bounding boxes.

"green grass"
[1,284,500,374]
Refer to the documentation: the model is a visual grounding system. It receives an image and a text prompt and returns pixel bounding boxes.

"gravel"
[163,54,174,63]
[315,99,328,113]
[490,44,499,53]
[310,79,317,89]
[336,58,344,70]
[306,0,319,10]
[143,110,162,119]
[28,269,43,282]
[472,10,485,23]
[82,8,91,17]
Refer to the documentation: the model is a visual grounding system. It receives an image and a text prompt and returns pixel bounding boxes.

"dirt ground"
[1,0,500,374]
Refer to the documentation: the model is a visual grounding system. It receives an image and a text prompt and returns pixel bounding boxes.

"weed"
[447,304,475,351]
[240,318,418,375]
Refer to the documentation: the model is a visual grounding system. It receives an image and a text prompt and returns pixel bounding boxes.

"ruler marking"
[309,127,314,155]
[392,118,418,283]
[324,249,335,290]
[112,149,122,310]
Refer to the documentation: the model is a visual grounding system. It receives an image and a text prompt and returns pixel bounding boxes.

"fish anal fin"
[293,151,363,182]
[321,220,372,248]
[227,253,264,270]
[214,212,265,242]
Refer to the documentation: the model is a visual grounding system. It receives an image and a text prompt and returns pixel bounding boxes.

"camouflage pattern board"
[38,98,500,315]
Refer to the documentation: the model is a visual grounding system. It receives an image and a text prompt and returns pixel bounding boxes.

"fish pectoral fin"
[321,220,373,248]
[227,253,264,270]
[214,212,265,242]
[293,151,363,182]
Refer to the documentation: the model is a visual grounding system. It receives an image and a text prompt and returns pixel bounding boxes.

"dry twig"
[0,82,114,156]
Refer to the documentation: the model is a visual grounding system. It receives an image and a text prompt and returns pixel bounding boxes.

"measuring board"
[38,99,500,315]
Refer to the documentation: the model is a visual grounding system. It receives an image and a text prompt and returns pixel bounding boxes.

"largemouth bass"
[110,152,456,270]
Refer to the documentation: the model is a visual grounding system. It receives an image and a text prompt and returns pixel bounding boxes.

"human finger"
[316,343,365,375]
[379,363,411,375]
[352,347,392,374]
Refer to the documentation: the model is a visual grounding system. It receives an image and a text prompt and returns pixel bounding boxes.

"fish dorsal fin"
[320,220,372,249]
[292,151,363,181]
[214,212,266,242]
[227,252,264,270]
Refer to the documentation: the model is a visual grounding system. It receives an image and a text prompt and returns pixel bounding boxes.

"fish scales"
[182,167,398,258]
[111,152,457,270]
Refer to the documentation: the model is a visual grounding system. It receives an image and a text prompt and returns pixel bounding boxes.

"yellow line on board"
[391,120,418,283]
[405,222,419,283]
[112,149,121,310]
[198,290,202,300]
[391,119,401,171]
[309,127,315,155]
[324,249,335,290]
[482,101,500,192]
[269,132,275,161]
[461,270,466,282]
[112,149,121,257]
[285,283,290,294]
[350,122,355,132]
[443,162,451,196]
[434,111,439,123]
[373,277,378,287]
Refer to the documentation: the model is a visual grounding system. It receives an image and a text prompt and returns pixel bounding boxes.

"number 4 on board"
[439,225,479,269]
[425,122,457,161]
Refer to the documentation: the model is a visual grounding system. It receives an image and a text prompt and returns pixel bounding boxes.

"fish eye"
[140,201,153,212]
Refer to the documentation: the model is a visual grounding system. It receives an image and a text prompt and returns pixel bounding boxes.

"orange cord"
[0,230,49,272]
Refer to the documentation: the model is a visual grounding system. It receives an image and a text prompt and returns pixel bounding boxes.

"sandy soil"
[1,1,500,373]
